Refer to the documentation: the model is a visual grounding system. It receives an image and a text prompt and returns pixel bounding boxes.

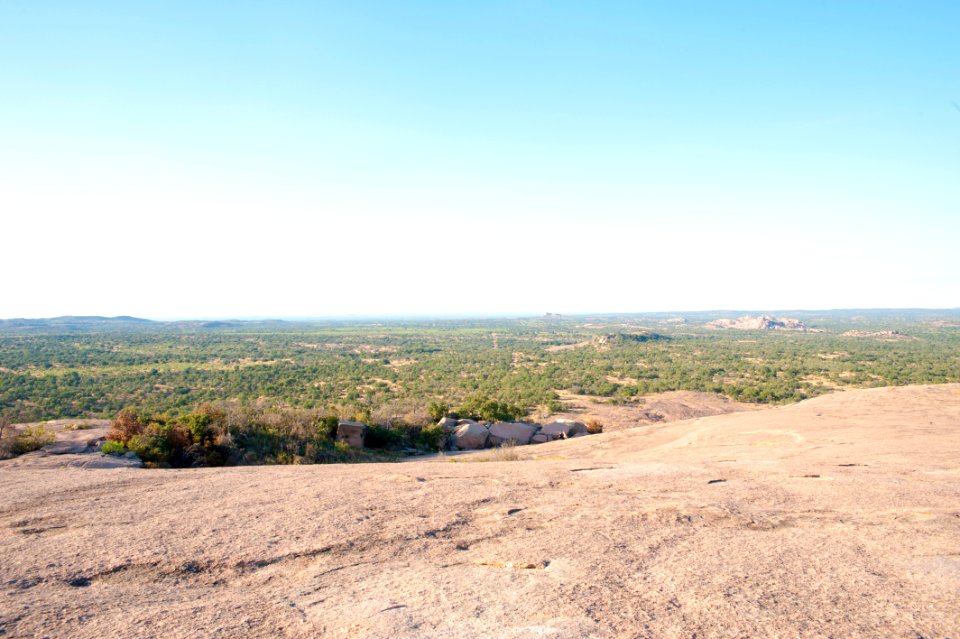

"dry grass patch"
[450,442,523,463]
[62,422,99,431]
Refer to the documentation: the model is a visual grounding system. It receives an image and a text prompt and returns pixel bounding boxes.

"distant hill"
[166,319,291,330]
[0,316,296,334]
[0,316,157,332]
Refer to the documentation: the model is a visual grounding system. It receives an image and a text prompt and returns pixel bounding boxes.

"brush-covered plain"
[1,310,959,425]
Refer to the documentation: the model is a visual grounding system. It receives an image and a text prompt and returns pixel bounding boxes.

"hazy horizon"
[3,306,960,324]
[3,2,957,318]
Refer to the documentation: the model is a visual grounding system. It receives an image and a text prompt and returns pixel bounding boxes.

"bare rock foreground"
[2,385,959,638]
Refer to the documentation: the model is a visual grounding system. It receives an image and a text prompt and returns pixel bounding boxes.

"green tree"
[427,401,449,422]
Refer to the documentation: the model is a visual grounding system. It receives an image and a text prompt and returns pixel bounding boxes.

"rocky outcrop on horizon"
[705,315,811,331]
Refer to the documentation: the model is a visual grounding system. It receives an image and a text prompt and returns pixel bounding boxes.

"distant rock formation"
[706,316,810,331]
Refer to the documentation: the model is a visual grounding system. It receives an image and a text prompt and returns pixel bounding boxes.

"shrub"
[108,409,145,444]
[181,443,236,467]
[0,417,13,459]
[585,418,604,434]
[0,436,13,459]
[315,415,339,441]
[126,421,191,467]
[417,424,446,451]
[427,401,449,422]
[180,412,213,445]
[232,423,281,461]
[458,394,526,423]
[63,422,98,431]
[13,426,56,454]
[544,399,564,413]
[100,440,126,455]
[364,424,403,449]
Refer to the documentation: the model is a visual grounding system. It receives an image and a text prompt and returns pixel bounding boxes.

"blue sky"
[1,1,958,318]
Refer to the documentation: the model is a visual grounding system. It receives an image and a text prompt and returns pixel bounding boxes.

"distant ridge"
[2,309,958,333]
[54,315,153,323]
[0,316,293,333]
[0,315,154,324]
[0,316,156,332]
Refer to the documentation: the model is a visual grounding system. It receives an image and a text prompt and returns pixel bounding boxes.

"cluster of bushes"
[101,404,367,467]
[100,401,465,468]
[355,395,525,452]
[362,421,446,451]
[455,394,527,422]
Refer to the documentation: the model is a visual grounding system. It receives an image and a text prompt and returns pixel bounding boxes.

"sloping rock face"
[489,422,540,446]
[1,450,143,469]
[43,433,107,455]
[336,421,367,449]
[540,419,588,439]
[2,385,959,638]
[83,452,144,469]
[453,422,490,450]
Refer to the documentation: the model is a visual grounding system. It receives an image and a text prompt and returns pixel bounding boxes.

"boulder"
[437,417,460,432]
[453,422,490,450]
[336,421,367,449]
[531,432,558,444]
[540,419,589,439]
[489,422,540,446]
